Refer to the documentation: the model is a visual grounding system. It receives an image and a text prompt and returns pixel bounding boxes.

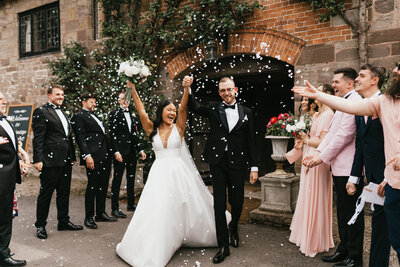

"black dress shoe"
[58,221,84,231]
[1,256,26,266]
[127,204,137,211]
[229,225,239,248]
[322,251,348,263]
[112,209,127,218]
[84,217,97,229]
[95,213,117,222]
[212,246,230,264]
[334,258,363,267]
[36,226,47,239]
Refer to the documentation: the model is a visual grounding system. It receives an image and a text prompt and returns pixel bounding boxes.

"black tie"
[0,115,6,121]
[124,110,129,113]
[223,104,235,109]
[53,105,60,110]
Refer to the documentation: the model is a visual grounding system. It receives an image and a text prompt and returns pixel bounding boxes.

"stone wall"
[0,0,97,107]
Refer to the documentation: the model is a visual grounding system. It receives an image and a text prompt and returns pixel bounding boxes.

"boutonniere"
[243,115,248,121]
[6,116,14,122]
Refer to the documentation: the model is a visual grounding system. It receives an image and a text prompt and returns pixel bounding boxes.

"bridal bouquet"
[118,57,151,101]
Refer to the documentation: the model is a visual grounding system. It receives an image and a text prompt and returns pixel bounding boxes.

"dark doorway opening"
[187,55,294,181]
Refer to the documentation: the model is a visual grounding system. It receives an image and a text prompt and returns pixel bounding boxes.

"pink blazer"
[317,90,362,176]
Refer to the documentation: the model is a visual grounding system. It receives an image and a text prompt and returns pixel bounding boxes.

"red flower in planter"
[278,113,284,120]
[281,125,286,129]
[267,121,272,128]
[270,117,278,124]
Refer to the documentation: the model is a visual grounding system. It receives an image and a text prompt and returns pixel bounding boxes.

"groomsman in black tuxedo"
[346,64,390,267]
[109,91,146,218]
[71,92,116,229]
[185,76,258,264]
[32,85,83,240]
[0,92,27,266]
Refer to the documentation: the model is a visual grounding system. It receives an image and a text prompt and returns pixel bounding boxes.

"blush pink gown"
[289,109,335,257]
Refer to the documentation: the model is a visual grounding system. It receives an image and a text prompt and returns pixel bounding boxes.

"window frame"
[18,1,60,58]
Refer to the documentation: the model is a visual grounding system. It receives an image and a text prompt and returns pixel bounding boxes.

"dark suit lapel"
[0,121,17,151]
[231,104,245,132]
[118,108,130,132]
[218,103,229,131]
[46,104,65,135]
[363,116,372,135]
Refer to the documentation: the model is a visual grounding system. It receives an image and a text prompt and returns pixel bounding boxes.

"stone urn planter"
[250,135,299,226]
[265,135,293,178]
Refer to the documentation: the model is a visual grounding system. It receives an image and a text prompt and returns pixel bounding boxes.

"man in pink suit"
[303,68,364,267]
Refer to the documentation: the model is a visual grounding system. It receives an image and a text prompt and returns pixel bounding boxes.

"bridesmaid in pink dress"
[289,84,335,257]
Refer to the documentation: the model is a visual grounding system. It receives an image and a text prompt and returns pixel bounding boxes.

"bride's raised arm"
[126,81,154,135]
[176,76,192,138]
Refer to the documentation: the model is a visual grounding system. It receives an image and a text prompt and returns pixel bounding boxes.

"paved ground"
[11,195,338,267]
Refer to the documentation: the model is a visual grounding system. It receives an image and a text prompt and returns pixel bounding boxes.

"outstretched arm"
[127,81,154,136]
[176,76,192,138]
[292,81,372,116]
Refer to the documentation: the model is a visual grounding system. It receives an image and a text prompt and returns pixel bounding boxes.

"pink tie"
[364,116,368,124]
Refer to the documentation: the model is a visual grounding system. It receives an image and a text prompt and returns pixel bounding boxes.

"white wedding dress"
[116,125,222,267]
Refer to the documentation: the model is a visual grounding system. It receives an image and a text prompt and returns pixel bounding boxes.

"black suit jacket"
[188,95,257,170]
[32,103,75,167]
[350,114,385,184]
[71,109,110,165]
[109,107,141,157]
[0,122,21,184]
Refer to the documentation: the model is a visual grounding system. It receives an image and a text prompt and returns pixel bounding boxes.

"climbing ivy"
[47,0,261,177]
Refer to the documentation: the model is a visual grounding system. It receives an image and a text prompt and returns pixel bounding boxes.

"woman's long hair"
[149,99,175,142]
[386,78,400,100]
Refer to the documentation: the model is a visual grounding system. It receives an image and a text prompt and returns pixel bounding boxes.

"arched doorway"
[187,54,294,180]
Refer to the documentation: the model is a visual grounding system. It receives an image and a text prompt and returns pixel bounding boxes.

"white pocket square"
[243,115,248,121]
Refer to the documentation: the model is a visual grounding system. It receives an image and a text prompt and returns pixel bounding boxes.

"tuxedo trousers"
[210,152,246,248]
[85,159,111,218]
[35,164,72,227]
[384,183,400,263]
[369,203,390,267]
[111,153,137,210]
[0,182,14,260]
[332,176,364,262]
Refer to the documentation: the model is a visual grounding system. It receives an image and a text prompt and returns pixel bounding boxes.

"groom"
[184,76,258,264]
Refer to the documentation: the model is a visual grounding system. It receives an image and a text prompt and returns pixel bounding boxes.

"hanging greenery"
[47,0,261,176]
[301,0,346,22]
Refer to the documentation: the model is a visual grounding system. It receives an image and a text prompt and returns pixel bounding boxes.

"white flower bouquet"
[285,113,312,136]
[118,57,152,101]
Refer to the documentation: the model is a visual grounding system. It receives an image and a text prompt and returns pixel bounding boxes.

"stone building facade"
[1,0,400,175]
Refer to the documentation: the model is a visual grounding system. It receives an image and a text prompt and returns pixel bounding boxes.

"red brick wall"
[244,0,352,45]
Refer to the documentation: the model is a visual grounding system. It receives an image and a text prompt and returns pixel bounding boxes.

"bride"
[116,79,225,266]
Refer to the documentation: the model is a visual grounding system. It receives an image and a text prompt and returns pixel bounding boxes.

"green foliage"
[301,0,346,22]
[47,0,261,176]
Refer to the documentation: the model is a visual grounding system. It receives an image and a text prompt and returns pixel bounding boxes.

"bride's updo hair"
[150,98,176,141]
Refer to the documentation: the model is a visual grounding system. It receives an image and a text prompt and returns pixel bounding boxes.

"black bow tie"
[123,110,129,113]
[51,105,60,109]
[222,103,236,109]
[0,115,6,121]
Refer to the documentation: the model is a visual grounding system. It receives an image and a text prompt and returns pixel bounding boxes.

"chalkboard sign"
[6,104,34,151]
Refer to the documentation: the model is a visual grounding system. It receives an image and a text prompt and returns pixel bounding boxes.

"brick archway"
[165,28,306,79]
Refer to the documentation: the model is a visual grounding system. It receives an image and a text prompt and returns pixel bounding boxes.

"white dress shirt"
[83,108,105,134]
[122,107,132,133]
[49,102,69,136]
[0,118,16,149]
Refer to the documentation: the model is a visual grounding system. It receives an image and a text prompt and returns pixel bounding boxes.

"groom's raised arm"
[188,94,210,117]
